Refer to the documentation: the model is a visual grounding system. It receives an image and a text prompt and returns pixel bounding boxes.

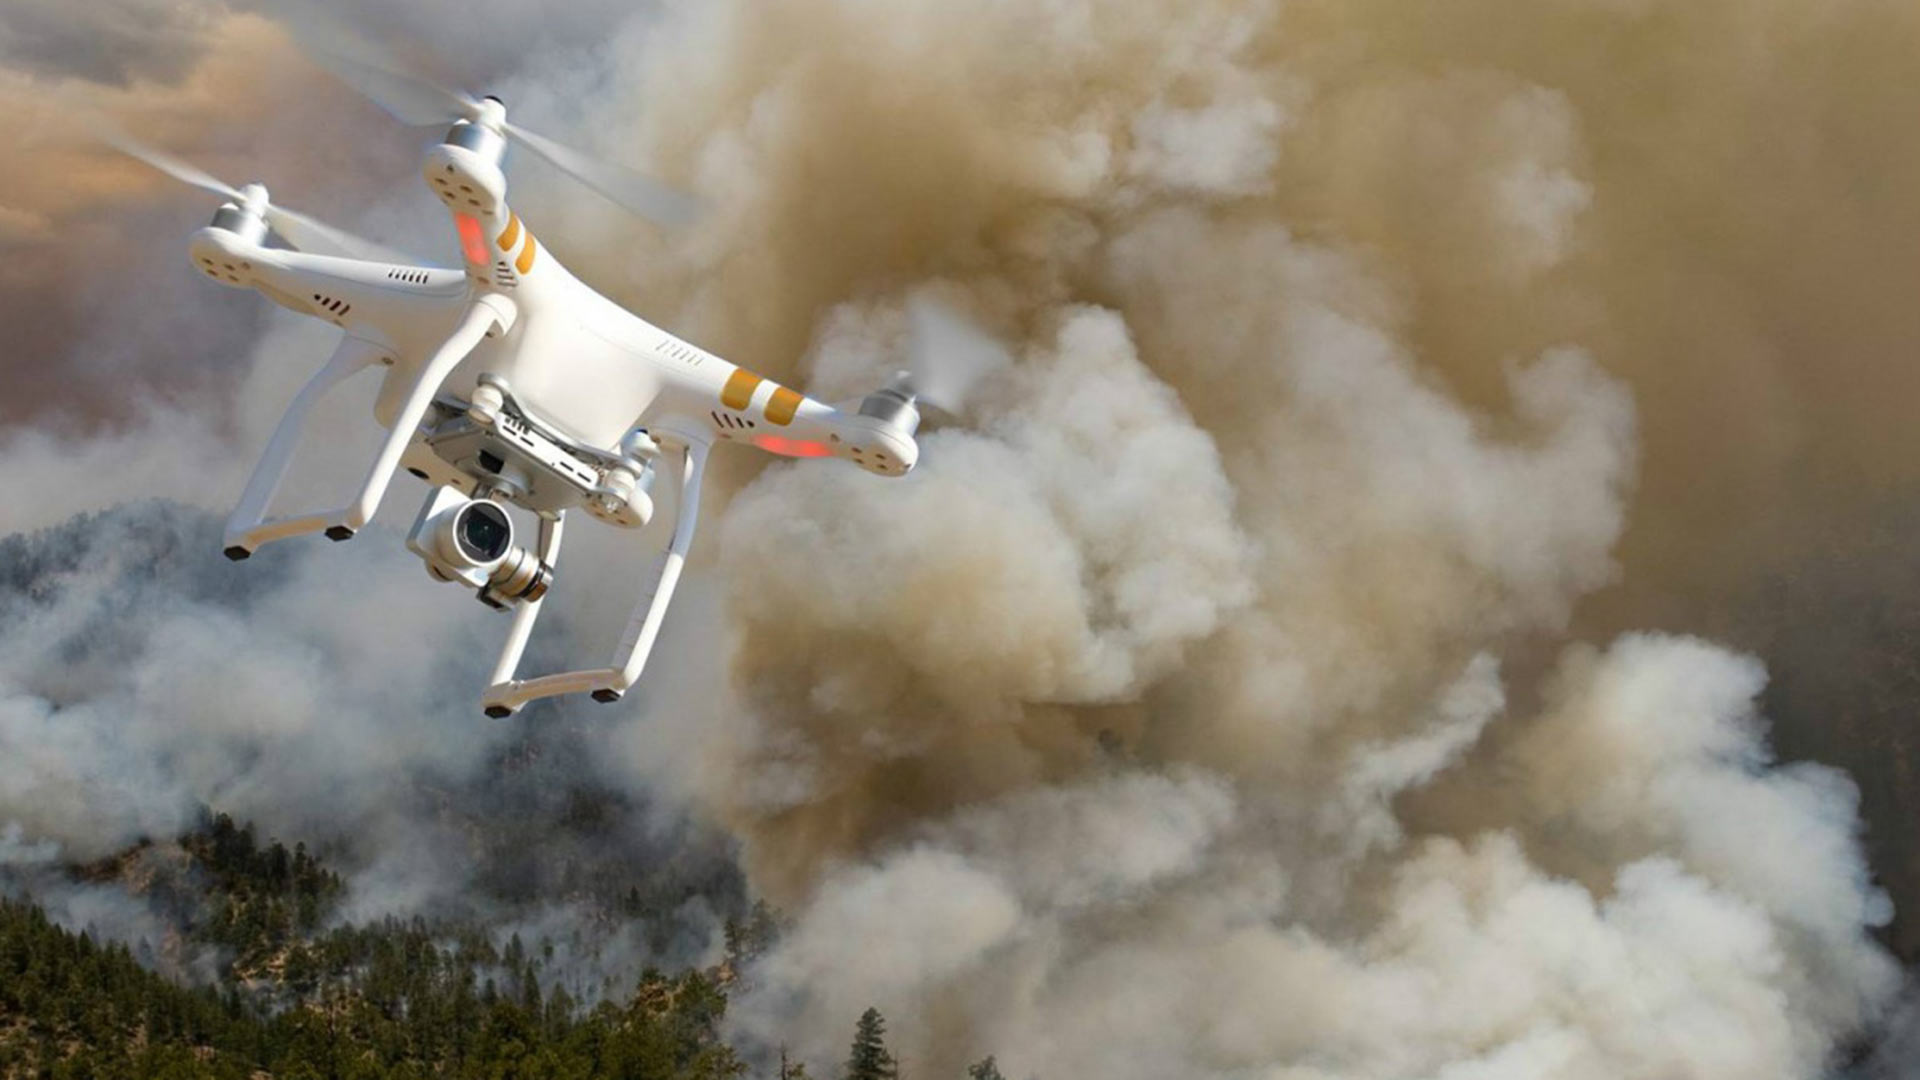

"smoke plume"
[607,0,1918,1073]
[5,0,1920,1075]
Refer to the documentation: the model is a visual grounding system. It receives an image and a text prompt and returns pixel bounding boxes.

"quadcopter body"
[164,95,926,716]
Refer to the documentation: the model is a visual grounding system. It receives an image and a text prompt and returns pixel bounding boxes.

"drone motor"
[207,184,270,247]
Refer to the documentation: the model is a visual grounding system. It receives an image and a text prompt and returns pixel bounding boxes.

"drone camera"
[449,499,512,564]
[407,486,553,606]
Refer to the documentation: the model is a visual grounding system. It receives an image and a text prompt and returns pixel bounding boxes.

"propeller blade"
[303,41,477,127]
[106,131,241,202]
[272,4,701,229]
[503,120,700,228]
[266,0,475,124]
[262,204,414,264]
[102,128,416,264]
[905,295,1010,414]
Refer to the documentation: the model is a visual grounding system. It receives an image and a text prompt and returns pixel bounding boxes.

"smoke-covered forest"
[0,820,757,1079]
[0,506,969,1078]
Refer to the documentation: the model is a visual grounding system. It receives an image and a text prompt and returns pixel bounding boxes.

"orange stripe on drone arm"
[765,386,803,425]
[721,368,763,410]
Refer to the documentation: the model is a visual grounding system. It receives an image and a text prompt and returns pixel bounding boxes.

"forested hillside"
[0,505,957,1078]
[0,814,933,1080]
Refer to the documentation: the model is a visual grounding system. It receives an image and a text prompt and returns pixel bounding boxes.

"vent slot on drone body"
[311,294,350,318]
[659,338,708,366]
[386,268,432,285]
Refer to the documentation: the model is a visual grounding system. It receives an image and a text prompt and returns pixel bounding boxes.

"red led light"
[455,214,488,264]
[753,435,833,458]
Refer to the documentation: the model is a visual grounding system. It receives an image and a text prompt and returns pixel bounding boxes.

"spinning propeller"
[848,294,1010,443]
[299,39,700,229]
[106,132,410,264]
[903,294,1010,415]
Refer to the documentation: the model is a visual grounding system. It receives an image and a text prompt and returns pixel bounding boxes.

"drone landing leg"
[477,437,709,716]
[224,300,508,557]
[222,335,382,559]
[606,439,709,698]
[479,512,566,719]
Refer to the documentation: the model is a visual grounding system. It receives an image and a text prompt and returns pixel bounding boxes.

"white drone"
[117,46,993,717]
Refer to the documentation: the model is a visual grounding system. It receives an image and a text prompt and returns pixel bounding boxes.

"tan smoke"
[4,0,1919,1074]
[587,0,1920,1073]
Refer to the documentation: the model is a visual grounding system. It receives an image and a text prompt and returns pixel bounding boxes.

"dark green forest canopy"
[0,814,950,1080]
[0,892,747,1079]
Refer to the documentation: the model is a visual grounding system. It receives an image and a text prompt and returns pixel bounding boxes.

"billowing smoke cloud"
[727,653,1898,1076]
[0,498,747,996]
[0,0,221,86]
[5,0,1920,1075]
[583,0,1914,1073]
[0,500,492,860]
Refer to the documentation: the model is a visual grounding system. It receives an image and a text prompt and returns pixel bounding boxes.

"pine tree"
[967,1055,1006,1080]
[844,1007,897,1080]
[779,1046,813,1080]
[0,828,779,1079]
[724,900,782,969]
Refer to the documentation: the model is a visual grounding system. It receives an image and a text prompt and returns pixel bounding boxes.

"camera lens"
[454,501,512,563]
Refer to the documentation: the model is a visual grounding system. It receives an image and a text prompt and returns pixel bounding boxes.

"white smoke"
[0,501,500,859]
[2,0,1918,1074]
[583,0,1912,1074]
[721,638,1897,1079]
